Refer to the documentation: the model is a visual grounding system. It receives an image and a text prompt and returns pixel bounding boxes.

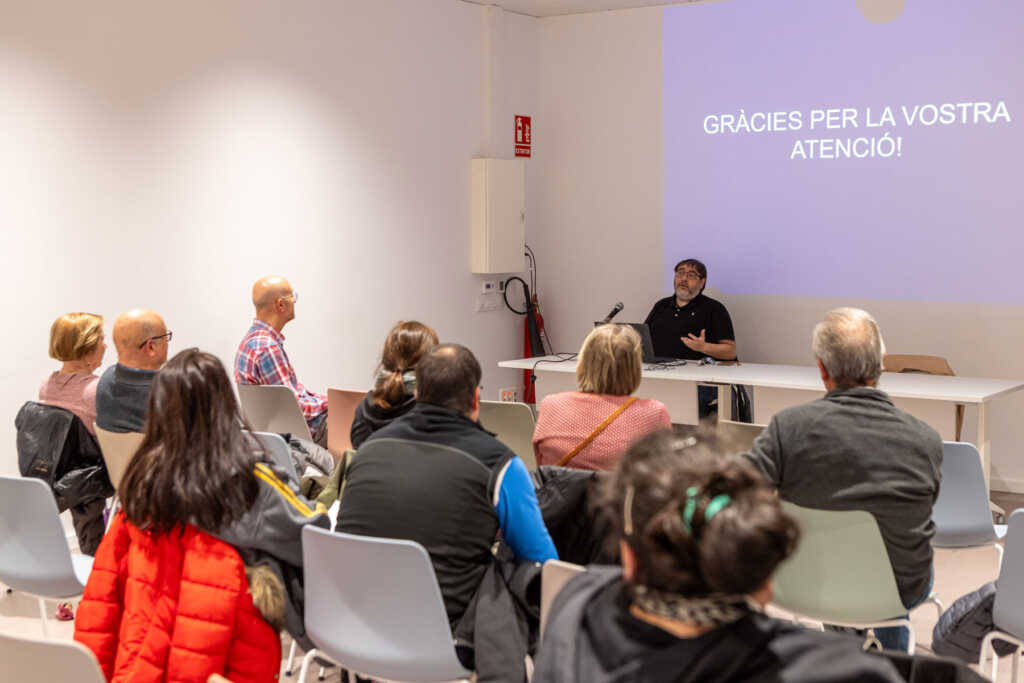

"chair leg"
[37,598,49,638]
[906,622,916,656]
[982,633,999,681]
[1013,646,1021,683]
[296,649,318,683]
[317,666,326,680]
[997,542,1005,572]
[285,640,297,676]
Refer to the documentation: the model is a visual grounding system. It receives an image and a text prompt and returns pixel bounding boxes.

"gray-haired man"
[743,307,942,651]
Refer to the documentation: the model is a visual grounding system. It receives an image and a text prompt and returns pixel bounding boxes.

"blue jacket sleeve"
[495,457,559,563]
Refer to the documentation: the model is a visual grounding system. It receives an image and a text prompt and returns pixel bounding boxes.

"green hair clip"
[682,486,732,534]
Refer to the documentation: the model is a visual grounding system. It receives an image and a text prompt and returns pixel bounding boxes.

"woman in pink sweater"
[533,324,671,471]
[38,312,106,435]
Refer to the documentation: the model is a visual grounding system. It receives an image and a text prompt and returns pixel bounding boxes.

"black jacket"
[349,391,416,449]
[337,403,514,627]
[16,401,112,511]
[15,401,114,555]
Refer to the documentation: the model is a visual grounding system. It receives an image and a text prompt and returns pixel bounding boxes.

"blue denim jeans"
[873,571,935,652]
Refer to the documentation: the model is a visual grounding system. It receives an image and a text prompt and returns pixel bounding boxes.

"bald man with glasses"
[235,276,328,446]
[96,308,172,433]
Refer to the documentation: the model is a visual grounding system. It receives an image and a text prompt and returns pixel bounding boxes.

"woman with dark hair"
[533,427,904,682]
[350,320,438,448]
[74,348,329,683]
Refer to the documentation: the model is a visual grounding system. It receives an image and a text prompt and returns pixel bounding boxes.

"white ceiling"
[463,0,703,19]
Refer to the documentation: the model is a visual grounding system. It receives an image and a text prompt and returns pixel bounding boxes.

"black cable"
[502,276,529,315]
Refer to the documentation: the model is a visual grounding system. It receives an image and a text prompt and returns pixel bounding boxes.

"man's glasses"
[675,270,703,281]
[281,291,298,303]
[138,331,173,349]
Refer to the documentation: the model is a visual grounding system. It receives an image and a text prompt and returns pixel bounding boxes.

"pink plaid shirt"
[234,320,327,429]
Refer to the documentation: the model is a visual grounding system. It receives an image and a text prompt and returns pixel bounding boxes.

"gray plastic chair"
[933,441,1007,561]
[0,476,94,636]
[771,502,943,654]
[297,526,472,682]
[479,400,538,470]
[0,630,105,681]
[237,384,313,441]
[540,559,585,640]
[251,431,299,482]
[980,509,1024,681]
[715,419,767,452]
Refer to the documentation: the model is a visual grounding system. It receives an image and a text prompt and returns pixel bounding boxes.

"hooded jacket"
[534,567,904,683]
[74,515,281,683]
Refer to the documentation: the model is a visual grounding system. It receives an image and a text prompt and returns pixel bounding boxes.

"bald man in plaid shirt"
[235,276,328,446]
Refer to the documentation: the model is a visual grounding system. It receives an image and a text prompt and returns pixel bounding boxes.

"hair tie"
[682,487,732,534]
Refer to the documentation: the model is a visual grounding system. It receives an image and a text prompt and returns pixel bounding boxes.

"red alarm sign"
[515,115,532,157]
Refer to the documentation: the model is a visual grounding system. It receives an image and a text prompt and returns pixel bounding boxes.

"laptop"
[593,322,681,364]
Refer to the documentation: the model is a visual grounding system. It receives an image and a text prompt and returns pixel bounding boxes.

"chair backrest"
[540,559,585,639]
[302,526,472,682]
[0,476,87,597]
[237,384,312,440]
[932,441,999,547]
[251,431,298,481]
[0,630,106,682]
[715,420,767,452]
[772,502,908,624]
[479,400,538,471]
[993,509,1024,639]
[94,425,144,490]
[883,354,963,440]
[327,388,366,456]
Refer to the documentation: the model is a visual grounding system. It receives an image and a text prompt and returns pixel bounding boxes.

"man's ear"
[816,359,829,383]
[473,386,481,412]
[620,540,637,580]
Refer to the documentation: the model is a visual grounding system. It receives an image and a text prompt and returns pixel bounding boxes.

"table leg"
[979,402,1006,516]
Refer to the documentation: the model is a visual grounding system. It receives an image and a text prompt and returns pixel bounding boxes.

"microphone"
[602,301,624,324]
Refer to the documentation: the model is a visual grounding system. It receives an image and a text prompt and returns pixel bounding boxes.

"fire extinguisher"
[503,276,547,404]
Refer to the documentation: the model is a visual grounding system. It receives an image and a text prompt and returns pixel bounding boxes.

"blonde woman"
[532,324,670,470]
[39,312,106,435]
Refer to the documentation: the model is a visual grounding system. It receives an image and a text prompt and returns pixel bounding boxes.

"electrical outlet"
[499,387,519,402]
[481,280,498,294]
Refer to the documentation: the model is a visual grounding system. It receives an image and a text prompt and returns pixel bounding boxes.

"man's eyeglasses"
[138,331,173,349]
[281,291,298,303]
[675,270,703,281]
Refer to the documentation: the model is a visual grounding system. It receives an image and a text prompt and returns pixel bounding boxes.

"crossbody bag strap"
[556,396,638,467]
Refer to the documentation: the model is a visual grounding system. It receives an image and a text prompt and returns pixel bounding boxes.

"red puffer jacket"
[74,514,281,682]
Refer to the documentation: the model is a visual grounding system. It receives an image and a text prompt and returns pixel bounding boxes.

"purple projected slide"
[663,1,1022,304]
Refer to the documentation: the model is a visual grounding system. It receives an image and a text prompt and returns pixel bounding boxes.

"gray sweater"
[744,386,942,606]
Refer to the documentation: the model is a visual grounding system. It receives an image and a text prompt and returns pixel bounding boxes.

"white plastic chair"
[980,509,1024,682]
[0,630,105,681]
[0,476,94,637]
[771,501,943,653]
[479,400,538,471]
[297,526,472,682]
[327,388,366,456]
[540,559,585,640]
[933,441,1007,563]
[237,384,313,441]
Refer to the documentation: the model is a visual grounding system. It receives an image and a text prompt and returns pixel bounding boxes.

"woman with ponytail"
[533,426,904,682]
[350,321,438,449]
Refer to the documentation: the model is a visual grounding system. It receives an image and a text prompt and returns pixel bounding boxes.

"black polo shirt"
[643,293,735,360]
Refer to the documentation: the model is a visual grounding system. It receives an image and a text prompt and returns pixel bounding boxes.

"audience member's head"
[811,307,886,390]
[112,309,170,371]
[673,258,708,300]
[49,312,106,372]
[415,343,482,419]
[120,348,260,535]
[604,427,799,605]
[372,321,439,409]
[252,276,296,332]
[577,324,642,396]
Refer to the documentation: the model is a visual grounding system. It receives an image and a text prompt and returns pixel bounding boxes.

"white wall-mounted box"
[470,158,525,274]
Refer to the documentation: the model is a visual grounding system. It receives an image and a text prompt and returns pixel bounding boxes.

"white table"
[499,356,1024,494]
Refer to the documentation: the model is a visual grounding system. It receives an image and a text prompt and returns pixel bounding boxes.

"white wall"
[533,6,1024,492]
[0,0,536,477]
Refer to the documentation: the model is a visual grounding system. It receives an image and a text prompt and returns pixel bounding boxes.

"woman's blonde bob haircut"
[49,312,104,362]
[576,324,643,396]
